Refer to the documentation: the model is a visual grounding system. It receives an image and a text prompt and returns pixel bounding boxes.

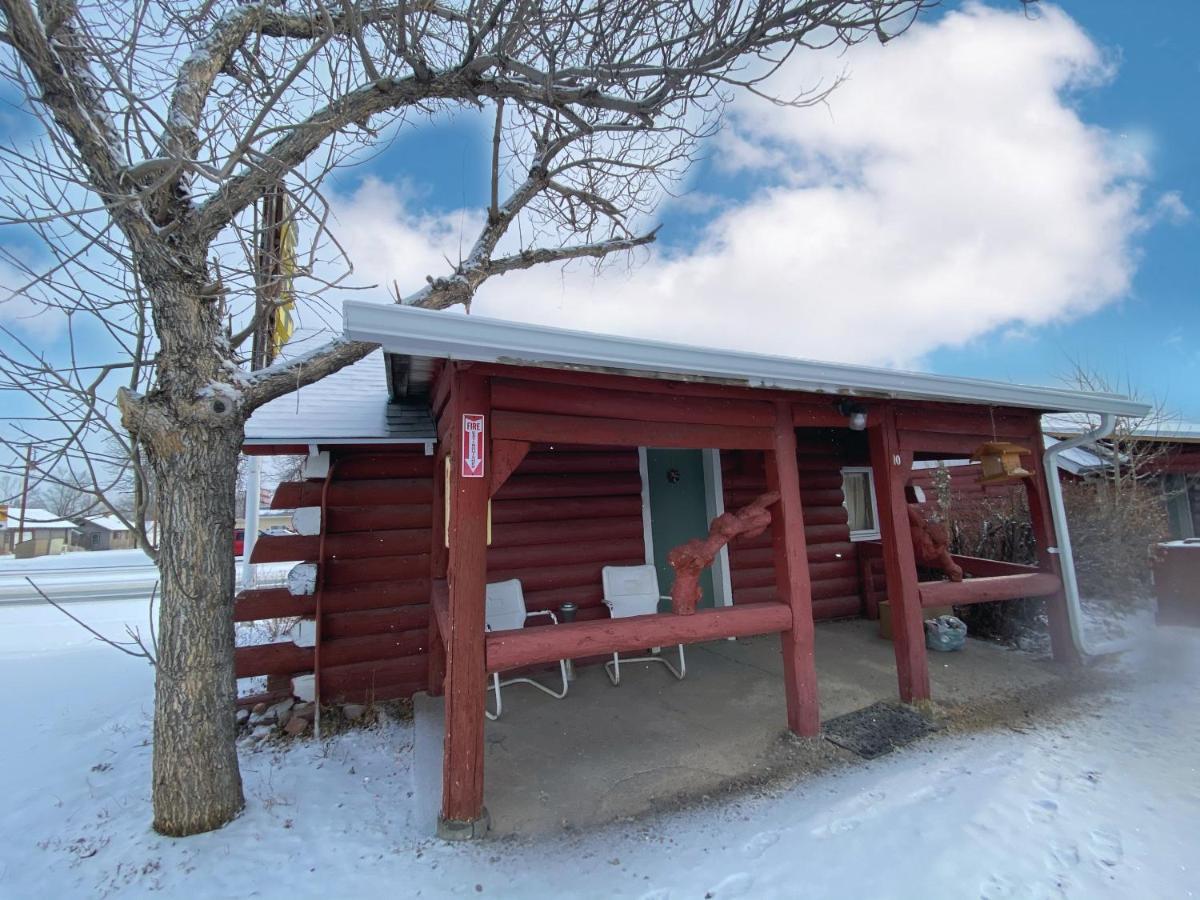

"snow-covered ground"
[0,549,293,604]
[0,597,1197,899]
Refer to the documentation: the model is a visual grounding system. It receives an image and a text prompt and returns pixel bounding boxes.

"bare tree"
[0,0,935,835]
[0,472,21,505]
[1057,364,1176,604]
[1059,364,1177,491]
[33,469,99,517]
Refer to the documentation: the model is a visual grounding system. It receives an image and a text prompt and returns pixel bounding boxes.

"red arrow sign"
[461,413,485,478]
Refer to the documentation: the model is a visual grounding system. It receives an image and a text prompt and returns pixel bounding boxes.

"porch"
[232,303,1148,840]
[414,619,1066,837]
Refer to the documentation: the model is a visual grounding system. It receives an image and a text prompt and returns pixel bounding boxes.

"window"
[1163,474,1196,540]
[841,467,880,541]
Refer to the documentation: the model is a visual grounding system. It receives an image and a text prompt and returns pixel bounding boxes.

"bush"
[943,490,1044,647]
[1061,478,1167,605]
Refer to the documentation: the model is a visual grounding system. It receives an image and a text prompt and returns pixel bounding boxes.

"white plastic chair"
[484,579,569,720]
[600,564,686,685]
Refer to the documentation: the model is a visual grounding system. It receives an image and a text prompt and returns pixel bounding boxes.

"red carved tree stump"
[667,491,779,615]
[907,504,963,582]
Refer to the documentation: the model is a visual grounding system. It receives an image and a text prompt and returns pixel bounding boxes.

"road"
[0,556,277,605]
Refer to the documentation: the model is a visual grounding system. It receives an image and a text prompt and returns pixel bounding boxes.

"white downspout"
[241,455,261,591]
[1042,412,1134,656]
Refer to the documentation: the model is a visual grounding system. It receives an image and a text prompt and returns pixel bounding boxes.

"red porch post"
[867,405,931,703]
[1022,426,1082,665]
[438,370,491,839]
[765,401,820,736]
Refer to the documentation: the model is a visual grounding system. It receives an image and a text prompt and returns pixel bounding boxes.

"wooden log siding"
[908,462,1027,520]
[722,448,862,620]
[487,445,646,618]
[235,445,435,704]
[238,443,652,703]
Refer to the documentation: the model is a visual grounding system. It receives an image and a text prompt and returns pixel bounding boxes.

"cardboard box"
[878,600,953,641]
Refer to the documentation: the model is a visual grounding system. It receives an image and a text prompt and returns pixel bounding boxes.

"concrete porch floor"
[414,618,1067,837]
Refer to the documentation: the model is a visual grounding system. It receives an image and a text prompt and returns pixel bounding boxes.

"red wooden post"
[867,406,931,703]
[764,401,820,736]
[1022,427,1082,665]
[438,370,491,839]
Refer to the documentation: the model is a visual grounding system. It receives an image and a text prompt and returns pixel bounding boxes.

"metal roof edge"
[242,436,435,446]
[343,301,1151,418]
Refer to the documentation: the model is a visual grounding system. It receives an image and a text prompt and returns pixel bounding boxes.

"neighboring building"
[1043,420,1200,539]
[235,509,295,534]
[239,304,1147,839]
[77,514,141,551]
[0,507,81,556]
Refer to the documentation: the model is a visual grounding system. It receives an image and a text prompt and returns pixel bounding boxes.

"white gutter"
[1043,413,1135,656]
[343,301,1150,418]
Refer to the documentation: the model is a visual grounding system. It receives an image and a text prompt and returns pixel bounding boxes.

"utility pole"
[17,445,32,548]
[242,184,287,589]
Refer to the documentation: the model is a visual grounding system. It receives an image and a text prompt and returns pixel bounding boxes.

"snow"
[1,506,81,530]
[0,549,154,572]
[83,515,136,532]
[1,598,1198,899]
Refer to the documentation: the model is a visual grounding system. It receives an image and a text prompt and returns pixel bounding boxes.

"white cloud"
[329,4,1154,370]
[1151,190,1192,226]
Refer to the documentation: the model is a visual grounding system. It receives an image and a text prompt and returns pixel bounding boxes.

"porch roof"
[244,348,436,447]
[343,301,1150,418]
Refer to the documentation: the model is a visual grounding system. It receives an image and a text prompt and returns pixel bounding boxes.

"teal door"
[645,448,717,611]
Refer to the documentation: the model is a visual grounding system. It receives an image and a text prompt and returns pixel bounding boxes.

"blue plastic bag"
[924,614,967,652]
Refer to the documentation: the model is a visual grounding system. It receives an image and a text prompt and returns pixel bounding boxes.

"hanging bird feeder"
[971,441,1032,484]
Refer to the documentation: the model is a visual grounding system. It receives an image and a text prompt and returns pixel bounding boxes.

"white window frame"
[840,466,881,542]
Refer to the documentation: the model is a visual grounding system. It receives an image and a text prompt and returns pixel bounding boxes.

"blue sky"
[929,1,1200,417]
[317,1,1199,419]
[1,1,1196,432]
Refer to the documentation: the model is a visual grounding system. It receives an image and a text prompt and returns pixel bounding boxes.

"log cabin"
[240,302,1149,839]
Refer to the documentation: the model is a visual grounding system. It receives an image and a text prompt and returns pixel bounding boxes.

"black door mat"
[822,701,936,759]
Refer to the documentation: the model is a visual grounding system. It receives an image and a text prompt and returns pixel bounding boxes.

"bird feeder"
[971,441,1032,484]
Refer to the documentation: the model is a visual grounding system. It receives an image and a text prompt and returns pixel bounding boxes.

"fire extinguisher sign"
[460,413,486,478]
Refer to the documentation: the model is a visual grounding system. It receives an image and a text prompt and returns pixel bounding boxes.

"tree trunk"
[148,421,245,836]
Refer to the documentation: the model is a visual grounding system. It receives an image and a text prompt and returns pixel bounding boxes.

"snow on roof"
[343,302,1150,418]
[244,348,435,446]
[84,515,133,532]
[1044,437,1109,476]
[0,507,80,530]
[1044,414,1200,443]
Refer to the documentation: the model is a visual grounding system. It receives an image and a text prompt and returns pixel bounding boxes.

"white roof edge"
[343,302,1151,418]
[243,436,433,446]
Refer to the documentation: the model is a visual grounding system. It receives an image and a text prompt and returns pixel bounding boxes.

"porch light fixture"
[837,400,868,431]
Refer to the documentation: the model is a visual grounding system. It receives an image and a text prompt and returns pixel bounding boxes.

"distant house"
[1043,420,1200,539]
[0,507,81,557]
[77,514,141,551]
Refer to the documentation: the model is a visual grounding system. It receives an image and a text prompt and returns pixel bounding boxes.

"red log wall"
[236,447,434,705]
[237,435,871,704]
[487,444,646,622]
[722,438,863,620]
[908,462,1026,520]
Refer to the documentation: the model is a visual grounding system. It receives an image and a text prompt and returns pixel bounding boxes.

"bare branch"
[25,577,157,665]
